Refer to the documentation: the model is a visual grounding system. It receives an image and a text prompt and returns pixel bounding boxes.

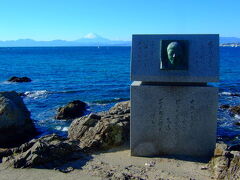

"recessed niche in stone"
[160,40,188,70]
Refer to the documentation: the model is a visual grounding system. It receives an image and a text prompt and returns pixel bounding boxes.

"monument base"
[130,81,218,159]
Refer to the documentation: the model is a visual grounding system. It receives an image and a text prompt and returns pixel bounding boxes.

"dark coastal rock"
[68,101,130,151]
[55,100,87,120]
[17,92,26,97]
[1,134,81,168]
[0,148,13,160]
[228,144,240,151]
[209,143,240,179]
[220,104,230,109]
[0,91,37,147]
[8,76,31,83]
[230,93,240,97]
[230,105,240,115]
[234,121,240,126]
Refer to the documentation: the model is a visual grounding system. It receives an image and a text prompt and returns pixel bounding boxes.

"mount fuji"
[0,33,131,47]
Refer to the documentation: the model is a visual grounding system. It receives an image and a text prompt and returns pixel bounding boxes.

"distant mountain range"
[0,34,239,47]
[0,33,131,47]
[220,37,240,44]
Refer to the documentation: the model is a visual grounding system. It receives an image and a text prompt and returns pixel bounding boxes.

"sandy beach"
[0,145,213,180]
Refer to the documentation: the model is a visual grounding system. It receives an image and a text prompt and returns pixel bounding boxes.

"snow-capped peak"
[76,33,111,43]
[83,33,100,39]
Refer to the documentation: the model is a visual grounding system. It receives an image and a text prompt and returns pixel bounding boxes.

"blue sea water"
[0,46,239,145]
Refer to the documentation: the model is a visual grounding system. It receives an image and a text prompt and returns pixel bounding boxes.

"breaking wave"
[220,92,232,96]
[92,98,129,104]
[24,90,48,99]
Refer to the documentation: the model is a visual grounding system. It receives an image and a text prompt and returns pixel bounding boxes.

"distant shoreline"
[220,43,240,47]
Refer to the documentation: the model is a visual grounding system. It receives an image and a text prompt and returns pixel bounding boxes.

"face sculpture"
[167,42,183,65]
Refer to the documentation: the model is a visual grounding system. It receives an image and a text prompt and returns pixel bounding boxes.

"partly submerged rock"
[220,104,230,109]
[228,144,240,151]
[55,100,87,120]
[230,93,240,97]
[68,101,130,151]
[234,121,240,126]
[8,76,32,83]
[1,134,81,168]
[230,105,240,115]
[0,91,37,147]
[209,143,240,179]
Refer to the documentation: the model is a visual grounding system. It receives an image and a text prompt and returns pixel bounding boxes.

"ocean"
[0,46,239,145]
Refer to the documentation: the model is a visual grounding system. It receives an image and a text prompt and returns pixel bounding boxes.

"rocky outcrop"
[209,143,240,179]
[0,91,37,147]
[55,100,87,120]
[68,101,130,151]
[107,100,130,115]
[1,134,81,168]
[8,76,31,82]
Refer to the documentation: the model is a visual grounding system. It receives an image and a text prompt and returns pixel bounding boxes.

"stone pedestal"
[130,81,218,158]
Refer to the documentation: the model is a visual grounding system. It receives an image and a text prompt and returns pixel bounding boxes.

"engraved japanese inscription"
[160,40,188,70]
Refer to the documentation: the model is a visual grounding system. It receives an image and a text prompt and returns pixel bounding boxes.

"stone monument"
[130,34,219,159]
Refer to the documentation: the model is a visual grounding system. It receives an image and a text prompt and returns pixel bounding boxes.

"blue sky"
[0,0,239,41]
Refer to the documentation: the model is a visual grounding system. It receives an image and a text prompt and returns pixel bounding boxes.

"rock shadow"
[35,152,94,172]
[89,142,130,156]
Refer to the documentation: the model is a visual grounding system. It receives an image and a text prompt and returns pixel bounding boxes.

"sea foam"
[221,92,232,95]
[24,90,48,99]
[55,126,68,132]
[235,115,240,120]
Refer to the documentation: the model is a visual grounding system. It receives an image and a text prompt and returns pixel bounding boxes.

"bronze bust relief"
[160,40,188,70]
